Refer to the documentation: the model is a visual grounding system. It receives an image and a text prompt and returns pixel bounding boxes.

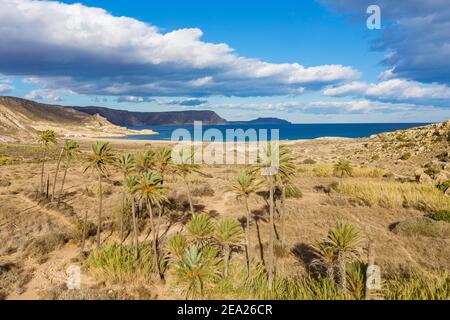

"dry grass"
[341,180,450,212]
[298,164,385,178]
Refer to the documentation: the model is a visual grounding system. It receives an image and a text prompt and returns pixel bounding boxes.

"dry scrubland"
[1,121,450,300]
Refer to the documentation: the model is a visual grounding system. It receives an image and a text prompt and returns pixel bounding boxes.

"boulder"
[435,173,449,185]
[0,180,11,187]
[415,169,433,184]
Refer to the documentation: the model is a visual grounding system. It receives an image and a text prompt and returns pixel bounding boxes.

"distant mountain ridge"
[73,106,227,126]
[229,117,292,125]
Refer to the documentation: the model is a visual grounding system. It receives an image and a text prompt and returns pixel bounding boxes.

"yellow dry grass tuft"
[341,180,450,211]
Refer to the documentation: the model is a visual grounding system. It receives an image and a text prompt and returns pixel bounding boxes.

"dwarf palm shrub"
[173,244,221,299]
[168,233,188,261]
[186,213,215,246]
[346,261,367,300]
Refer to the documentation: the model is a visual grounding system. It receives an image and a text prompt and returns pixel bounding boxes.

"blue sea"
[124,123,429,141]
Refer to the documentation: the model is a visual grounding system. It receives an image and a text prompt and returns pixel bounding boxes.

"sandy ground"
[1,136,449,300]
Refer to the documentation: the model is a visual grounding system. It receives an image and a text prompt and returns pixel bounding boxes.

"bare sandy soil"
[1,129,449,300]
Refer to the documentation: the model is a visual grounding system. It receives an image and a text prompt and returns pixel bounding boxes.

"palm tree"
[186,213,215,246]
[83,141,115,248]
[153,147,175,240]
[173,148,201,216]
[312,241,338,279]
[126,175,139,259]
[274,145,296,248]
[228,170,262,277]
[322,223,361,291]
[215,218,244,278]
[174,244,221,299]
[134,150,155,175]
[117,153,135,242]
[154,147,174,183]
[257,143,279,291]
[51,146,64,202]
[38,130,57,194]
[57,140,79,205]
[133,170,167,278]
[333,159,353,189]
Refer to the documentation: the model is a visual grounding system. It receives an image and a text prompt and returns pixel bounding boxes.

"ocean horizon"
[124,122,431,141]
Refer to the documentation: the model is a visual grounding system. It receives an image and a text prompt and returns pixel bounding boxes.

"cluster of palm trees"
[228,144,296,290]
[37,130,364,295]
[169,214,244,298]
[38,130,80,203]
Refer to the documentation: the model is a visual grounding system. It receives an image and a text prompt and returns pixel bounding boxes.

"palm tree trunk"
[46,174,50,198]
[268,176,275,291]
[120,176,126,243]
[57,161,69,206]
[224,244,230,278]
[281,184,286,248]
[40,150,47,194]
[244,198,252,278]
[96,174,103,248]
[132,197,139,259]
[81,210,88,252]
[51,148,64,202]
[148,200,162,278]
[184,177,195,216]
[338,254,347,292]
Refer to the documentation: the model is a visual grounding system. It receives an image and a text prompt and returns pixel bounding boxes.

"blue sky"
[0,0,449,123]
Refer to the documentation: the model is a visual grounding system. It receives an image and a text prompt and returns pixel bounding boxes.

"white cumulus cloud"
[0,0,360,97]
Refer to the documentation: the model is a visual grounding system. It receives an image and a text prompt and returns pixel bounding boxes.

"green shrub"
[302,158,316,165]
[285,185,303,198]
[424,165,440,178]
[371,154,380,161]
[429,210,450,223]
[393,218,448,238]
[400,152,412,160]
[396,134,410,142]
[85,241,158,283]
[437,151,449,162]
[437,180,450,193]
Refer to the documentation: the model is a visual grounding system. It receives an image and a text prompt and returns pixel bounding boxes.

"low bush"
[429,210,450,223]
[393,218,450,238]
[437,151,449,162]
[191,184,215,197]
[302,158,316,165]
[285,185,303,198]
[85,241,159,283]
[400,152,412,160]
[424,165,440,179]
[437,180,450,193]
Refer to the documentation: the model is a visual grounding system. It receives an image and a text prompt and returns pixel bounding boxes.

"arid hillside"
[0,121,449,300]
[0,96,152,142]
